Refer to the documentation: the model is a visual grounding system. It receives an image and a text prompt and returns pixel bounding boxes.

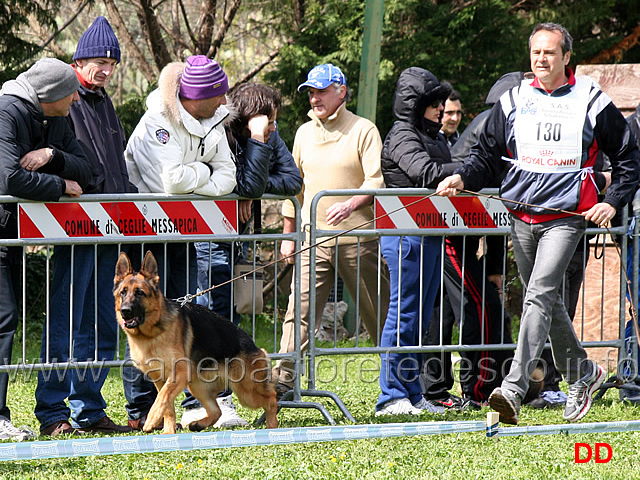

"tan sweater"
[282,102,385,244]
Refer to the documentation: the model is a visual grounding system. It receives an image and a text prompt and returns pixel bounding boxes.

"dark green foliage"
[0,1,57,83]
[115,93,149,140]
[268,0,640,146]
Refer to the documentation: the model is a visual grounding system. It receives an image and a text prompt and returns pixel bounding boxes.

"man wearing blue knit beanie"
[34,16,135,437]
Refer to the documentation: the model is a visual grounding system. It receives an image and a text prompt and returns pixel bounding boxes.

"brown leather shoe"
[41,420,78,437]
[77,416,134,434]
[127,415,164,431]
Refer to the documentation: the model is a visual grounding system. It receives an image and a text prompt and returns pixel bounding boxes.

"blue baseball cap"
[297,63,347,92]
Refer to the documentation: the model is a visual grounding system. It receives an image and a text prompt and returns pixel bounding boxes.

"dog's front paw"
[162,423,177,435]
[142,413,162,433]
[188,421,206,432]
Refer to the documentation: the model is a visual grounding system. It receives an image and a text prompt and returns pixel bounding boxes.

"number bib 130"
[513,77,591,174]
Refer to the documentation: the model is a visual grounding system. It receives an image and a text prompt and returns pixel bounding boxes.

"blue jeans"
[377,236,442,409]
[123,243,198,420]
[503,215,589,398]
[0,246,20,420]
[34,245,119,429]
[623,243,640,380]
[190,241,238,405]
[194,241,237,322]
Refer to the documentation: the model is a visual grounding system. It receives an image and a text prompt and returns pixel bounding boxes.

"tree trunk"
[585,25,640,64]
[135,0,174,70]
[208,0,243,59]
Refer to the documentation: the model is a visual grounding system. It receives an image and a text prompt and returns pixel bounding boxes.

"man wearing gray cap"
[0,57,91,440]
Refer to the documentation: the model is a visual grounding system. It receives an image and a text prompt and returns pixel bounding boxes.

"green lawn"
[3,347,640,480]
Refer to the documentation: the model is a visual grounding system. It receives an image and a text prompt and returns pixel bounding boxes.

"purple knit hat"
[179,55,229,100]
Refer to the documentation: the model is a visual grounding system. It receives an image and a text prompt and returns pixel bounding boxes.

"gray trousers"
[503,215,591,397]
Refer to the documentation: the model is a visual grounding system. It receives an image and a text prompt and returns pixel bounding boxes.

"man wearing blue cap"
[34,16,134,436]
[273,64,390,395]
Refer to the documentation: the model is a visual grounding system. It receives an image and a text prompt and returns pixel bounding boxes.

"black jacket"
[382,67,456,188]
[456,73,639,218]
[0,78,91,237]
[628,104,640,148]
[69,83,137,194]
[230,128,302,198]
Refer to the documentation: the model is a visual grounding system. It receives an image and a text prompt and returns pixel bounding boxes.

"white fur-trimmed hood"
[156,62,184,126]
[145,61,229,136]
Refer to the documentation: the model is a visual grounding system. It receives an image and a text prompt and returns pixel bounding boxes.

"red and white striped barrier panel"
[18,200,238,239]
[375,195,510,230]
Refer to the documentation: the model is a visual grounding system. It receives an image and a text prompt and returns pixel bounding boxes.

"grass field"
[3,343,640,480]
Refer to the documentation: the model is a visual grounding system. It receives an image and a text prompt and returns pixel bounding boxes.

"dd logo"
[574,443,612,463]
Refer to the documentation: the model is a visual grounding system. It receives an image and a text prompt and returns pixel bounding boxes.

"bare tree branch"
[30,15,66,57]
[585,25,640,64]
[231,17,317,89]
[178,0,199,52]
[156,15,190,58]
[292,0,305,29]
[104,0,157,84]
[194,0,218,55]
[167,0,182,57]
[207,0,243,58]
[230,45,283,89]
[136,0,174,69]
[39,0,91,50]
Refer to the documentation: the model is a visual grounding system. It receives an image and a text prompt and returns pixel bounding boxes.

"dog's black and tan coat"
[114,251,278,433]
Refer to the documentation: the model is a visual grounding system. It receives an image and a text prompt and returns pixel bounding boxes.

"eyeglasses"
[430,100,442,109]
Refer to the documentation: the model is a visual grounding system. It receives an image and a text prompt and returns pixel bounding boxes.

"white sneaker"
[180,405,207,427]
[413,397,446,413]
[0,417,35,442]
[375,398,423,416]
[213,395,249,428]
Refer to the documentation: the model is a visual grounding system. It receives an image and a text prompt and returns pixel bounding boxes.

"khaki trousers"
[275,240,390,386]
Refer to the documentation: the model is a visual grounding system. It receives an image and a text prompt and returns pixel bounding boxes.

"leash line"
[178,192,439,305]
[181,187,640,350]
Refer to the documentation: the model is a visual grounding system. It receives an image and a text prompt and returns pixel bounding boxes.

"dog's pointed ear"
[141,250,160,285]
[115,252,132,285]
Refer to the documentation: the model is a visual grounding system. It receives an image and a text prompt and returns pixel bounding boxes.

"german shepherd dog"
[114,251,278,434]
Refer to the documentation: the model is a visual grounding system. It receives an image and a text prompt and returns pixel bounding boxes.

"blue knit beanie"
[73,16,121,63]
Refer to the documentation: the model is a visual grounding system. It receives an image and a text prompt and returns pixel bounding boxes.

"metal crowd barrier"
[299,188,631,421]
[0,188,635,427]
[0,192,303,377]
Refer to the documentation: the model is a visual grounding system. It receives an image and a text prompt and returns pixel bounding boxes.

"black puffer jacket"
[0,76,91,238]
[628,104,640,148]
[382,67,456,188]
[230,127,302,198]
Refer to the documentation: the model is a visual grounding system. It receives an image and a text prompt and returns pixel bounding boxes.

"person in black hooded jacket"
[375,67,454,416]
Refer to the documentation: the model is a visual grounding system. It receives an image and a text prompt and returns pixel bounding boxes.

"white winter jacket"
[125,62,236,196]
